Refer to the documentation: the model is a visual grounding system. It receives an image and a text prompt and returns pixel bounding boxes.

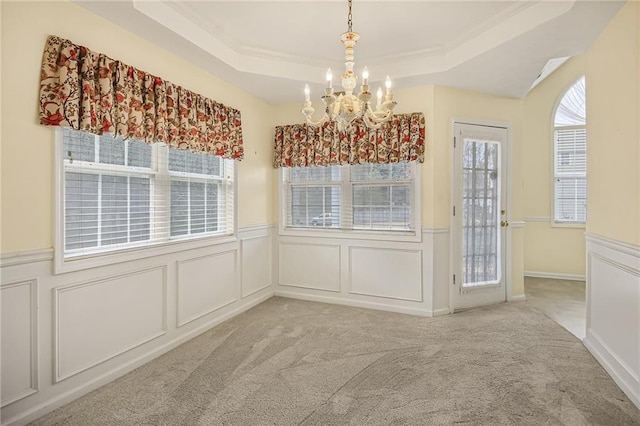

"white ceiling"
[76,0,624,105]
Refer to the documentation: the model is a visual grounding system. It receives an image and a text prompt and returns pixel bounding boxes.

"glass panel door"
[463,140,500,287]
[453,123,508,311]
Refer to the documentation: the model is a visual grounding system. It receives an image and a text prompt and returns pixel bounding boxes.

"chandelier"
[302,0,396,130]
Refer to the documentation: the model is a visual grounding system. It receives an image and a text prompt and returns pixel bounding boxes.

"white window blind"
[287,166,342,228]
[62,128,234,258]
[553,76,586,223]
[283,163,415,232]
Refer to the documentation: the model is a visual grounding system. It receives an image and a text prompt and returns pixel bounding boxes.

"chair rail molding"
[523,216,550,223]
[0,248,54,268]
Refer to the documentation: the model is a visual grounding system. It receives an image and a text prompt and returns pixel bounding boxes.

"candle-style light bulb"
[377,87,382,106]
[362,67,369,86]
[304,84,310,102]
[326,68,333,88]
[385,75,392,94]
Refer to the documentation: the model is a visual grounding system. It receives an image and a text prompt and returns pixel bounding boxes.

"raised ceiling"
[77,0,624,104]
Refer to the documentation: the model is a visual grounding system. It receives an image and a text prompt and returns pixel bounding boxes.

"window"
[168,149,227,237]
[61,128,234,260]
[282,162,417,234]
[553,76,586,224]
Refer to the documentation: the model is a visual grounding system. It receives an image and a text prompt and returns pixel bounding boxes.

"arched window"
[553,76,586,223]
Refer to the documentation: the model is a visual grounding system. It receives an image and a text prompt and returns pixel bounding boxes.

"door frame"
[449,118,514,313]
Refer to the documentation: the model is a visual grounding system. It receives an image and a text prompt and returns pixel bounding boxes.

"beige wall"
[432,86,524,223]
[522,56,587,276]
[432,86,525,297]
[432,87,524,296]
[0,1,277,254]
[6,0,609,300]
[586,1,640,246]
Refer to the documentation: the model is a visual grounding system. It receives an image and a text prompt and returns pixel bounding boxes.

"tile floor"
[523,277,586,339]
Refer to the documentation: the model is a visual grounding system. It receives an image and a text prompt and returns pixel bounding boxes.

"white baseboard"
[274,290,442,317]
[509,294,527,302]
[431,308,451,317]
[584,330,640,410]
[524,271,585,281]
[1,290,274,426]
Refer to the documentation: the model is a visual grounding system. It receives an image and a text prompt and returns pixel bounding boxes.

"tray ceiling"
[76,0,625,104]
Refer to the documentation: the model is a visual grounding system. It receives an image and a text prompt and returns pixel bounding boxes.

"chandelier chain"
[301,0,397,130]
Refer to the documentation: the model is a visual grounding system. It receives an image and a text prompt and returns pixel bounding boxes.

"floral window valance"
[39,35,244,160]
[273,113,425,168]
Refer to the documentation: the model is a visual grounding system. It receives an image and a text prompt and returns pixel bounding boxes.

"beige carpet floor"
[524,277,586,339]
[31,298,640,425]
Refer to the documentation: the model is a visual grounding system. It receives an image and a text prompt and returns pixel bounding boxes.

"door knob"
[500,220,509,227]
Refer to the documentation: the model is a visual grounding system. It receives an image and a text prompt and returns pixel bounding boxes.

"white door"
[452,123,509,311]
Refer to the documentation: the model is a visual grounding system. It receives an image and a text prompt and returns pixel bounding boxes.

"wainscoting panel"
[427,229,452,315]
[54,267,167,382]
[177,250,238,327]
[1,226,274,426]
[241,236,272,298]
[349,247,422,301]
[1,280,38,407]
[276,229,452,317]
[584,233,640,410]
[279,242,341,292]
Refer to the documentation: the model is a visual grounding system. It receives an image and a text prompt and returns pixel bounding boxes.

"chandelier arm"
[303,111,330,127]
[364,103,393,123]
[363,106,391,129]
[362,113,385,130]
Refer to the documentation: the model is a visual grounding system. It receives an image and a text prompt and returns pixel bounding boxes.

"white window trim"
[551,123,586,229]
[53,129,238,274]
[551,176,586,227]
[278,163,422,243]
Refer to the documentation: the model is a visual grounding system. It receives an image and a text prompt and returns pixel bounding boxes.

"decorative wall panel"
[1,280,38,406]
[177,250,238,327]
[279,242,341,292]
[349,247,422,301]
[584,234,640,410]
[241,236,272,298]
[54,267,166,382]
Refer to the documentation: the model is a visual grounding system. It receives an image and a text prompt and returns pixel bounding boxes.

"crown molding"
[132,0,575,83]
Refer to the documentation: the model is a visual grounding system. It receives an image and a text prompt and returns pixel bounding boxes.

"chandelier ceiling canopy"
[302,0,396,130]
